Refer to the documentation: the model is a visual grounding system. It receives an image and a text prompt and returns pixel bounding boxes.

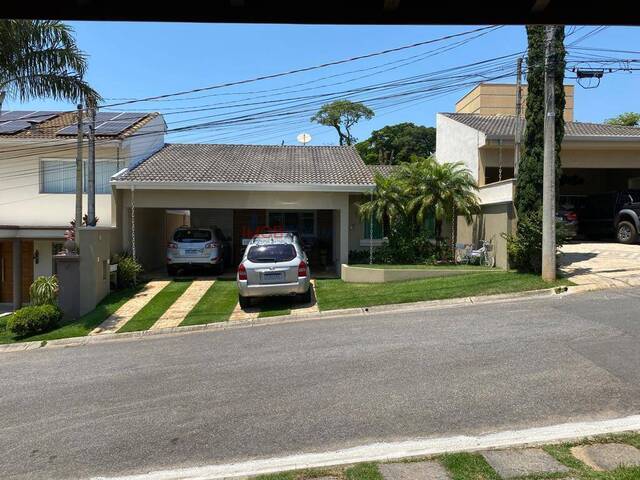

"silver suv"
[237,232,311,308]
[167,227,224,276]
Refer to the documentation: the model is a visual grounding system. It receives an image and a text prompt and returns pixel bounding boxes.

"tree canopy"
[0,20,101,107]
[310,100,374,145]
[355,122,436,165]
[605,112,640,127]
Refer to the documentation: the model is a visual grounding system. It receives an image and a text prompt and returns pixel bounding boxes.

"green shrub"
[503,210,566,273]
[7,304,62,337]
[117,255,143,289]
[29,275,59,306]
[0,315,9,332]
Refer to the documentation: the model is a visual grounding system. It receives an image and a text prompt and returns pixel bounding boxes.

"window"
[41,160,76,193]
[247,244,296,263]
[267,211,316,236]
[362,215,384,240]
[173,229,212,243]
[41,160,118,194]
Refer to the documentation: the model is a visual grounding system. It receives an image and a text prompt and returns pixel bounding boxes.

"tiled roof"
[116,143,375,186]
[441,113,640,139]
[368,164,397,177]
[0,111,159,139]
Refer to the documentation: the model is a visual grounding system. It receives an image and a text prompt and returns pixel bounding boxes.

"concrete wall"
[455,83,575,122]
[121,115,166,169]
[435,114,484,182]
[456,202,515,270]
[77,227,111,316]
[341,264,489,283]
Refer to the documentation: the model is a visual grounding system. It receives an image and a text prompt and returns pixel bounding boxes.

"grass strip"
[345,463,383,480]
[315,271,571,311]
[181,279,238,326]
[0,285,145,344]
[118,280,192,333]
[439,452,500,480]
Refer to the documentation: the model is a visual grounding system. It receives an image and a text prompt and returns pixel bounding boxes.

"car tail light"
[238,263,247,281]
[565,211,577,222]
[167,242,178,249]
[205,241,220,249]
[298,260,307,278]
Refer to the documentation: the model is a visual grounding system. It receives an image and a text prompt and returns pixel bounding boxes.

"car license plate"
[262,271,284,283]
[185,249,202,255]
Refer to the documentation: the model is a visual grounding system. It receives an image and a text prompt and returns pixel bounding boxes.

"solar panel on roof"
[95,120,139,135]
[22,111,59,123]
[57,124,90,135]
[0,121,31,134]
[111,112,147,121]
[95,112,122,122]
[0,111,35,121]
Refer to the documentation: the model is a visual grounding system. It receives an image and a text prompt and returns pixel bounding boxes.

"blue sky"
[9,23,640,145]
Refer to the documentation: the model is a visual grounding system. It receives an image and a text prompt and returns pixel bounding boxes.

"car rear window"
[173,229,212,243]
[247,244,296,263]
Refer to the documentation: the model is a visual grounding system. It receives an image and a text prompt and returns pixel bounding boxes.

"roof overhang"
[111,180,374,193]
[484,135,640,145]
[0,227,67,239]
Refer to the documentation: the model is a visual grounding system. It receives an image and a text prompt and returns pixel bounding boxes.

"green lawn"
[118,280,192,333]
[315,271,571,311]
[181,279,238,326]
[354,263,491,270]
[0,286,144,344]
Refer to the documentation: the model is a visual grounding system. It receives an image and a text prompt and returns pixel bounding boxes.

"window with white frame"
[41,159,119,194]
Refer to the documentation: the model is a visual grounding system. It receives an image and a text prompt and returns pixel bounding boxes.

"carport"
[110,144,374,274]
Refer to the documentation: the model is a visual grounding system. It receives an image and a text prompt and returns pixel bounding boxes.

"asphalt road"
[2,289,640,479]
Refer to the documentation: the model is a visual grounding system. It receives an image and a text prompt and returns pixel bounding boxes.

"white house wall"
[0,143,120,228]
[121,115,167,169]
[435,113,485,182]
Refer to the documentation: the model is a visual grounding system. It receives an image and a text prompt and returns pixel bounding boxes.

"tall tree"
[311,100,374,145]
[605,112,640,126]
[515,25,566,217]
[355,122,436,165]
[0,20,100,110]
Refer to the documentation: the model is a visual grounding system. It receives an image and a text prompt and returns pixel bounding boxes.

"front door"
[0,241,12,303]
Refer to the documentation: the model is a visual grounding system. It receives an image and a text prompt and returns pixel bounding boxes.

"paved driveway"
[559,241,640,287]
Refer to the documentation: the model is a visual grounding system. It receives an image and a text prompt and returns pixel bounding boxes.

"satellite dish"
[297,132,312,145]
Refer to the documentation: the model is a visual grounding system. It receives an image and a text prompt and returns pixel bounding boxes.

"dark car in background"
[577,190,640,244]
[556,195,586,240]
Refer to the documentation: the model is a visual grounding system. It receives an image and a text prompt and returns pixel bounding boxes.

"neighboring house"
[0,110,166,308]
[436,84,640,268]
[110,144,382,273]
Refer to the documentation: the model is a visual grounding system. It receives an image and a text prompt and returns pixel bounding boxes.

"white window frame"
[40,158,119,195]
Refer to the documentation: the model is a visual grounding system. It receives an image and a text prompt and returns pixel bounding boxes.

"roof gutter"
[110,179,374,193]
[485,134,640,143]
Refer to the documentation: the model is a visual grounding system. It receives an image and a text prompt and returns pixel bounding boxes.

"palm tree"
[358,172,405,229]
[399,156,479,253]
[0,20,100,113]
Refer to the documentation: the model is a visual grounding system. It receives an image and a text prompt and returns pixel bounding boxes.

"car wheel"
[215,262,224,276]
[298,287,312,304]
[167,265,178,277]
[616,221,638,244]
[239,294,251,309]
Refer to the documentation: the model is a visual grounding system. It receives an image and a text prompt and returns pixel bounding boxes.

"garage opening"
[131,207,337,276]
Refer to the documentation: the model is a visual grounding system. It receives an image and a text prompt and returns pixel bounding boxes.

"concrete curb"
[0,286,573,354]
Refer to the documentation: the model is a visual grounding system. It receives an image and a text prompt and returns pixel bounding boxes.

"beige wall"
[455,83,574,122]
[456,202,515,270]
[77,227,111,315]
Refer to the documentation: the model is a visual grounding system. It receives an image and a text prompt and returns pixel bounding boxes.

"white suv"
[166,227,224,275]
[237,232,311,308]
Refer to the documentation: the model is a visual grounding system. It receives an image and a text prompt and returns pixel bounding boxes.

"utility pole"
[75,103,84,237]
[542,25,557,281]
[0,91,5,117]
[514,57,523,178]
[87,105,96,226]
